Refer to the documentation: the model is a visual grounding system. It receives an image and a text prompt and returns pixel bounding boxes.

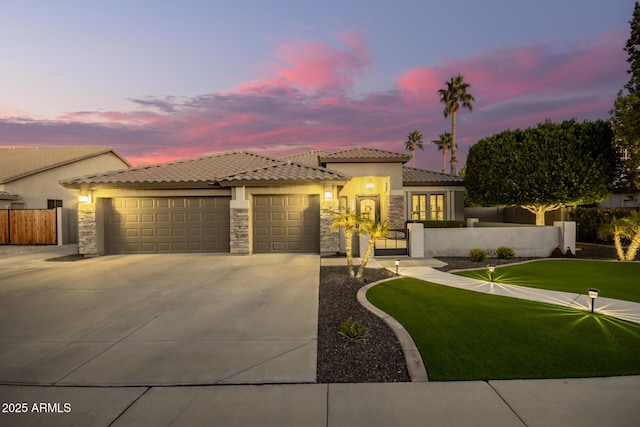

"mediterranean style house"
[60,147,464,256]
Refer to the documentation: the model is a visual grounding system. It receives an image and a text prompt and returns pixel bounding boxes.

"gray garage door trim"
[106,197,230,254]
[253,194,320,253]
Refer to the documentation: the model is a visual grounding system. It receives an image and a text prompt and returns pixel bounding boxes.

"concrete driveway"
[0,250,319,385]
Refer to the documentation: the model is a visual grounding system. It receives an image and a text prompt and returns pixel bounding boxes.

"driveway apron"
[0,253,319,385]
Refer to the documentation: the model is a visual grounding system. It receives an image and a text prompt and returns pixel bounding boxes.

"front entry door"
[356,195,379,222]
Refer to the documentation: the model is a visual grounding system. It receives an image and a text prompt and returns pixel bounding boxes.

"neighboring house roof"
[318,147,411,164]
[0,146,130,183]
[0,190,20,200]
[61,151,349,187]
[281,150,330,167]
[403,167,464,186]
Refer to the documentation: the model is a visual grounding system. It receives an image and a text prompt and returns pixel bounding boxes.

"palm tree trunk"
[614,233,626,261]
[356,239,376,279]
[442,146,447,173]
[344,228,355,277]
[625,232,640,261]
[450,110,457,175]
[412,147,415,168]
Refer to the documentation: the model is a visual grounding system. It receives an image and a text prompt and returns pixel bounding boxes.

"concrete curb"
[357,277,429,382]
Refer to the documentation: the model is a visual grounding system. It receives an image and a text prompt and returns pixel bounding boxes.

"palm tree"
[330,209,362,277]
[404,130,424,168]
[356,220,390,279]
[598,217,628,261]
[598,212,640,261]
[437,74,475,175]
[431,131,453,173]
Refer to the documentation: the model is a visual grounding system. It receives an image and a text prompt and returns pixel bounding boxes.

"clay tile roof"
[403,167,464,185]
[280,150,329,167]
[0,146,129,183]
[61,151,348,186]
[60,152,278,185]
[219,162,349,183]
[319,147,411,163]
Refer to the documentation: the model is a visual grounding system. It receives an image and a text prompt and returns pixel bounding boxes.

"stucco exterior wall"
[325,162,404,190]
[1,152,128,210]
[423,226,563,258]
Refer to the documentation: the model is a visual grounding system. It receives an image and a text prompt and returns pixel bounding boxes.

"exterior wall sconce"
[324,190,333,200]
[394,258,400,275]
[365,180,374,190]
[78,194,92,204]
[588,288,600,313]
[487,264,495,282]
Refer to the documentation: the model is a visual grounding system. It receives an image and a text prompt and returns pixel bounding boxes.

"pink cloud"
[240,30,371,94]
[0,29,628,172]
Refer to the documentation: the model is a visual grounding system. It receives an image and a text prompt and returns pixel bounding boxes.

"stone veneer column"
[78,202,97,256]
[388,194,405,229]
[320,199,339,255]
[230,208,250,254]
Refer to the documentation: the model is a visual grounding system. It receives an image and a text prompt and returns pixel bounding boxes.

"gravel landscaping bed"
[317,243,620,383]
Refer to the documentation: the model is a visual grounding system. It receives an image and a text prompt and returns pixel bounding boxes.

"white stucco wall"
[424,226,563,258]
[2,152,128,210]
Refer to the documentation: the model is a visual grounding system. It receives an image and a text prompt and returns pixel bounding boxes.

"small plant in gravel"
[469,248,487,262]
[496,246,515,259]
[338,318,370,343]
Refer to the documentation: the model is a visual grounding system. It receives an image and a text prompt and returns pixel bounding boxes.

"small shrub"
[496,246,515,259]
[338,318,370,343]
[469,248,487,262]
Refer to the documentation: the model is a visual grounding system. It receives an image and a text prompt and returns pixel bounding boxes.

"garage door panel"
[253,194,319,253]
[106,197,230,254]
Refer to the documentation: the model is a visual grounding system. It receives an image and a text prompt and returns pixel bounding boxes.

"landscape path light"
[487,264,495,282]
[588,288,600,313]
[394,259,400,275]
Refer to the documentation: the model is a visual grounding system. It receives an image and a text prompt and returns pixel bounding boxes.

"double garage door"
[105,195,320,254]
[106,197,230,254]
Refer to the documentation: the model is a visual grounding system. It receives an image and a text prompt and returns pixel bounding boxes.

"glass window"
[411,194,427,221]
[47,199,63,209]
[429,194,445,220]
[411,193,445,221]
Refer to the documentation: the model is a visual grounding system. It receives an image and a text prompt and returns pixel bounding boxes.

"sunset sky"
[0,0,633,170]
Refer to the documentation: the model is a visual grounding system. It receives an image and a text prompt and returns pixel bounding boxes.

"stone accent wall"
[320,199,339,255]
[230,208,250,254]
[388,194,405,229]
[78,202,97,256]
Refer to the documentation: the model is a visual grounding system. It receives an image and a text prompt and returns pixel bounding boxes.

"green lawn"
[455,260,640,303]
[367,278,640,381]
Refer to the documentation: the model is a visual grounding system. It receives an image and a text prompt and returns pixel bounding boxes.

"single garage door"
[106,197,230,254]
[253,194,320,253]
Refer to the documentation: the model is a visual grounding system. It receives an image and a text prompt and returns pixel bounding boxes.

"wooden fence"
[0,209,57,245]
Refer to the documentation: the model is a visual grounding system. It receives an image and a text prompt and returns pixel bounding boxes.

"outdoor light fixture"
[324,190,332,200]
[394,259,400,275]
[78,194,92,204]
[365,180,374,190]
[487,264,495,282]
[588,288,600,313]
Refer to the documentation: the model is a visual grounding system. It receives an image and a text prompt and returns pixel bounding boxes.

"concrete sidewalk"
[1,377,639,426]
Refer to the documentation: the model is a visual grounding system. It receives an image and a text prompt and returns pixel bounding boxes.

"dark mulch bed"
[317,266,410,383]
[317,243,619,383]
